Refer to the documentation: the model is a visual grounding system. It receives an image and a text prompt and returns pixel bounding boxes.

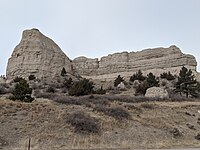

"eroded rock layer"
[6,29,73,81]
[6,29,198,82]
[72,46,197,80]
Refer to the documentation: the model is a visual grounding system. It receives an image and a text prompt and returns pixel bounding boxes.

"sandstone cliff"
[6,29,74,82]
[72,45,198,81]
[6,29,198,82]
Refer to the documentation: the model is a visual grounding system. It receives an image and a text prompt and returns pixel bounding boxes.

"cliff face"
[72,45,197,80]
[6,29,73,81]
[6,29,198,82]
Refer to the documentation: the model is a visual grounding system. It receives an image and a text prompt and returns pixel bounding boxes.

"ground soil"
[1,96,200,150]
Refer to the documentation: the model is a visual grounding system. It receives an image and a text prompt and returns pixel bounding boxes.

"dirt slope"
[1,97,200,150]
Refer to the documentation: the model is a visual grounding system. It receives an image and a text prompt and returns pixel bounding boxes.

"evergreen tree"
[146,72,159,87]
[61,67,67,76]
[130,70,146,82]
[114,75,124,87]
[10,78,34,102]
[69,78,94,96]
[160,71,175,81]
[175,66,199,97]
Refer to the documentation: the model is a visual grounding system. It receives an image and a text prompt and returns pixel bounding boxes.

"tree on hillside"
[175,66,199,98]
[61,67,67,76]
[10,78,34,102]
[114,75,124,87]
[130,70,146,82]
[69,78,94,96]
[146,72,159,87]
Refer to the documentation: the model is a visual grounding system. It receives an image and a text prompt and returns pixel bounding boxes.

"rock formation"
[6,28,74,82]
[6,28,199,82]
[72,45,198,81]
[145,87,169,99]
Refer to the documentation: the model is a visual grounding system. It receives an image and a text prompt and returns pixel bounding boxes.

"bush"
[114,75,124,87]
[63,77,73,89]
[66,111,99,134]
[28,75,36,80]
[160,72,175,81]
[69,78,94,96]
[0,85,7,94]
[61,67,67,76]
[130,70,146,82]
[135,80,149,95]
[146,72,159,87]
[10,79,34,102]
[107,106,130,120]
[94,105,129,120]
[13,77,24,83]
[46,86,56,93]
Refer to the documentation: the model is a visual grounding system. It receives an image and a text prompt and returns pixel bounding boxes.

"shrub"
[13,77,24,83]
[61,67,67,76]
[63,77,73,89]
[114,75,124,87]
[0,85,7,94]
[10,79,34,102]
[160,72,175,81]
[135,80,149,95]
[66,111,99,134]
[130,70,146,82]
[28,75,36,80]
[69,78,94,96]
[107,106,130,120]
[46,86,56,93]
[146,72,159,87]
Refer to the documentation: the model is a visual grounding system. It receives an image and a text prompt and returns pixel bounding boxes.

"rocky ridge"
[6,29,199,82]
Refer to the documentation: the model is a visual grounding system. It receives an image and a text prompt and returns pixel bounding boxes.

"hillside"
[1,95,200,150]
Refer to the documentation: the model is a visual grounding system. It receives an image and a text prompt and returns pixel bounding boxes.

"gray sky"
[1,0,200,75]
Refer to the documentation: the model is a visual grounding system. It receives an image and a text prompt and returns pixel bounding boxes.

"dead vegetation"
[1,96,200,149]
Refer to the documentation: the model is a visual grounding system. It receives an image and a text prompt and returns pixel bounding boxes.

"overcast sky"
[1,0,200,75]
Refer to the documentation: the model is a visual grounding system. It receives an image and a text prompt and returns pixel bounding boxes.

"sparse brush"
[66,111,100,134]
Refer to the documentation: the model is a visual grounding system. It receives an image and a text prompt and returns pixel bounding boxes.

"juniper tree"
[175,66,199,98]
[61,67,67,76]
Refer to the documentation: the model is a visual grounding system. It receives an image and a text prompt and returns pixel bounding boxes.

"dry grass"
[1,97,200,149]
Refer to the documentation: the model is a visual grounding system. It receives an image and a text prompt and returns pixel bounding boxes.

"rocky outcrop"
[72,45,198,81]
[145,87,169,99]
[6,29,74,82]
[6,29,198,82]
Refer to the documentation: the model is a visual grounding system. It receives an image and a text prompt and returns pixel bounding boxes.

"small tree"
[175,66,199,97]
[130,70,146,82]
[114,75,124,87]
[63,77,73,89]
[69,78,94,96]
[10,78,34,102]
[29,74,36,80]
[160,71,175,81]
[61,67,67,76]
[146,72,159,87]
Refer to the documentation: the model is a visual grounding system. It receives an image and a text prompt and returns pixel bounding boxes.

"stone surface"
[145,87,169,99]
[6,28,74,82]
[117,82,125,89]
[72,45,198,81]
[6,29,199,82]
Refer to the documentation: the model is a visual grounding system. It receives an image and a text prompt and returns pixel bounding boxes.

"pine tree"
[175,66,198,97]
[61,67,67,76]
[130,70,146,82]
[146,72,159,87]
